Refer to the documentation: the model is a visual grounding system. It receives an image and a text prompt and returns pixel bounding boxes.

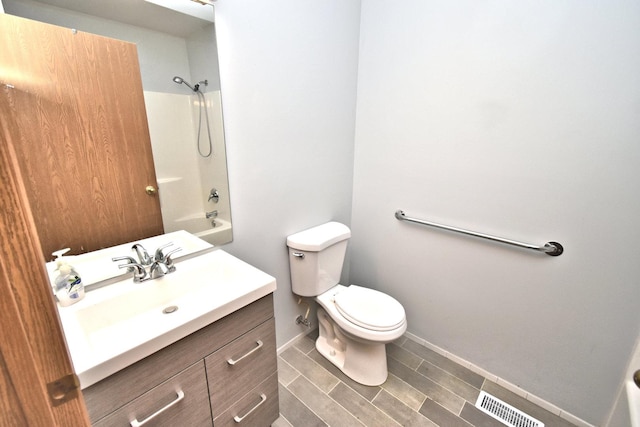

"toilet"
[287,222,407,386]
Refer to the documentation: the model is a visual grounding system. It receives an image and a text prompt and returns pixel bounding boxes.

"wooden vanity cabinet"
[83,294,279,426]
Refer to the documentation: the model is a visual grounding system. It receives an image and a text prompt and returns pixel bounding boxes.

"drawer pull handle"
[233,393,267,423]
[129,390,185,427]
[227,340,263,365]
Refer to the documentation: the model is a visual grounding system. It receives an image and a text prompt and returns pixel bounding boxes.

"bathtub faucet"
[205,210,218,219]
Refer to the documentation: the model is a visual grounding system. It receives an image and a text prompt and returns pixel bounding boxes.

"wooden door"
[0,13,163,259]
[0,79,90,425]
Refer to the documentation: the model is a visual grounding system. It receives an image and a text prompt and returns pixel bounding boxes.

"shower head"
[172,75,198,92]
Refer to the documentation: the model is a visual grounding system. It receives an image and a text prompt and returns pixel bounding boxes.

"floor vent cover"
[475,391,545,427]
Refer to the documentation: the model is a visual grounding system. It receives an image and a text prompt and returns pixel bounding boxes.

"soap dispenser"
[52,248,85,307]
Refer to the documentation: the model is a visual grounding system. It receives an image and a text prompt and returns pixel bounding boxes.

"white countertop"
[57,249,276,388]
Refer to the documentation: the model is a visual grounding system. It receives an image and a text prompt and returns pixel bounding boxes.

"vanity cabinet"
[83,294,278,426]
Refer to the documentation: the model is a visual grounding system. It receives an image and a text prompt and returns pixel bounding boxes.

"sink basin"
[57,249,276,388]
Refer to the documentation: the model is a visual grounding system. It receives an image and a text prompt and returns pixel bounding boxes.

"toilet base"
[316,308,388,386]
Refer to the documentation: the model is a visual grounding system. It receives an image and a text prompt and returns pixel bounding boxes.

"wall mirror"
[3,0,233,261]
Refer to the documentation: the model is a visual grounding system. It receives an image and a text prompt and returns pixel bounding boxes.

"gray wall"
[350,1,640,425]
[214,1,361,347]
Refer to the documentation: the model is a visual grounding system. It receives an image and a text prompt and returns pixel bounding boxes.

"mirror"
[2,0,233,250]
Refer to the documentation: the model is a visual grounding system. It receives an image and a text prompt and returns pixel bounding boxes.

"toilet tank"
[287,222,351,297]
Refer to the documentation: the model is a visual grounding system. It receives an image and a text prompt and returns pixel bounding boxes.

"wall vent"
[475,391,545,427]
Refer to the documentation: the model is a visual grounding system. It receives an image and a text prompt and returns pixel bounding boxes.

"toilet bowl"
[287,222,407,386]
[314,284,406,385]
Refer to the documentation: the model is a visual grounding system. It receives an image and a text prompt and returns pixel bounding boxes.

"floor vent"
[475,391,545,427]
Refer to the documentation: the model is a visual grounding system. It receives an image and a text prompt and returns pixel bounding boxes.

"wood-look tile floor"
[273,331,577,427]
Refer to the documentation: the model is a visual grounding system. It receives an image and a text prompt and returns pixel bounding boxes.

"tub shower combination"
[144,75,232,246]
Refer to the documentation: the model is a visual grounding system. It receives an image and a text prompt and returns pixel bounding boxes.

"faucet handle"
[115,261,147,282]
[164,247,182,258]
[208,188,219,203]
[154,242,174,262]
[112,256,138,273]
[164,247,183,272]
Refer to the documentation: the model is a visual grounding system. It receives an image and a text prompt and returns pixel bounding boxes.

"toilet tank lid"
[287,222,351,251]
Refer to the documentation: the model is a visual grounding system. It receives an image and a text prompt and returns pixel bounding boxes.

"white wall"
[214,1,361,345]
[186,23,221,92]
[351,1,640,425]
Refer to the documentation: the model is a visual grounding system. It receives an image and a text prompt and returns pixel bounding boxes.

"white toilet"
[287,221,407,386]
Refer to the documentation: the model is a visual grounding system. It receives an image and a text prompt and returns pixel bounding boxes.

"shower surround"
[144,90,232,246]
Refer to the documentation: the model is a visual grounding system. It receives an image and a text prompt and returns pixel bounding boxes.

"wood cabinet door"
[0,13,163,258]
[0,64,90,425]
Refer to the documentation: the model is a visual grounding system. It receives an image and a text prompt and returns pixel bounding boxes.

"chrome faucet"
[205,210,218,219]
[132,244,152,265]
[208,188,219,203]
[113,242,182,283]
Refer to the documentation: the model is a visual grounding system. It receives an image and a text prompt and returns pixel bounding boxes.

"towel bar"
[395,210,563,256]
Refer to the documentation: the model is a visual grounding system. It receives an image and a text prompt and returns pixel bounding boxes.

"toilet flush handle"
[292,252,305,259]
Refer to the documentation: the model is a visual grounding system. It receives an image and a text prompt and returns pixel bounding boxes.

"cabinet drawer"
[213,372,279,427]
[94,361,212,427]
[85,294,274,422]
[205,318,276,418]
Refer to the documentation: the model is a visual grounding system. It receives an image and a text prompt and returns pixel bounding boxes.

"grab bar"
[395,210,563,256]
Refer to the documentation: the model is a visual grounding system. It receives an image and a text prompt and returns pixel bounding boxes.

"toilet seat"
[333,285,405,332]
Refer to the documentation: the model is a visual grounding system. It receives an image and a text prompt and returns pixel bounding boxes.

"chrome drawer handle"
[227,340,263,366]
[129,390,185,427]
[233,393,267,423]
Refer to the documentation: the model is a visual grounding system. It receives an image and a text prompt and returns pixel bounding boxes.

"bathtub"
[169,214,233,246]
